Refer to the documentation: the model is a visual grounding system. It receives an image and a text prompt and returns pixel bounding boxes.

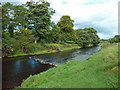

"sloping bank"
[6,43,81,58]
[18,43,118,88]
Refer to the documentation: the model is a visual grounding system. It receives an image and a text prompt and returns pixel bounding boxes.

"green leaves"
[14,28,34,53]
[25,0,55,42]
[2,2,27,37]
[57,15,77,42]
[2,1,101,56]
[50,23,61,43]
[76,28,100,47]
[109,35,120,43]
[57,15,74,33]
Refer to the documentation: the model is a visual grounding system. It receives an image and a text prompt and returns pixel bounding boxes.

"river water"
[2,45,101,89]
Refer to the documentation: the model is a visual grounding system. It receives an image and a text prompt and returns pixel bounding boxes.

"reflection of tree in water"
[2,57,54,88]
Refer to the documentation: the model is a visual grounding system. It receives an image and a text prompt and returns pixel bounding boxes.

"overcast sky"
[1,0,119,39]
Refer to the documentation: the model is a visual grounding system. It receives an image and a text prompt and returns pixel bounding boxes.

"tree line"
[2,1,100,56]
[109,35,120,43]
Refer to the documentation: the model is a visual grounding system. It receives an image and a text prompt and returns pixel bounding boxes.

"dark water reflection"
[2,45,101,89]
[2,57,54,89]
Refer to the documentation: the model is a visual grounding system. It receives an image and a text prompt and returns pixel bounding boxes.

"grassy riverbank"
[5,43,81,58]
[18,43,118,88]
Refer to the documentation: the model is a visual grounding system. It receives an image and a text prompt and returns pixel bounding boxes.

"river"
[2,45,101,89]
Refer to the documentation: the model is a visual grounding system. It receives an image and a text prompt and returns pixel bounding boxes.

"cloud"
[48,0,119,39]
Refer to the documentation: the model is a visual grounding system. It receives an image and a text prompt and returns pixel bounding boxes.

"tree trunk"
[34,37,37,44]
[20,47,24,52]
[8,24,14,38]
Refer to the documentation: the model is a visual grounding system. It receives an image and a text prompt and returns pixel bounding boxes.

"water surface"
[2,45,101,89]
[2,57,54,88]
[31,45,101,65]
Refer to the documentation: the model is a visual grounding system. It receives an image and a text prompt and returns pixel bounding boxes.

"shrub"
[2,38,16,56]
[45,44,60,50]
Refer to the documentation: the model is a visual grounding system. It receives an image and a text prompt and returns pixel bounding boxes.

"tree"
[15,28,34,53]
[25,0,55,44]
[109,35,120,43]
[76,28,100,47]
[13,5,27,28]
[50,22,61,43]
[57,15,74,33]
[57,15,77,42]
[76,29,91,47]
[2,32,14,56]
[86,28,100,46]
[2,2,15,37]
[2,3,26,37]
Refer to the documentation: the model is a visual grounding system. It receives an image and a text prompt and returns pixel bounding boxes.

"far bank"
[3,43,81,58]
[3,43,100,58]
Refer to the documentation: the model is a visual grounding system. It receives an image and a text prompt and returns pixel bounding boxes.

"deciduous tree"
[57,15,77,42]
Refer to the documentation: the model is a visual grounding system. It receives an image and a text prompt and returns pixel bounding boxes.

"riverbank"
[18,43,118,88]
[4,43,101,58]
[3,43,81,58]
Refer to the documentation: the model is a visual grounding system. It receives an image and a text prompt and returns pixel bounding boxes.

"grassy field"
[18,43,118,88]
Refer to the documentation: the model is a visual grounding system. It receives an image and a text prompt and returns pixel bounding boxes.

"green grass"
[18,43,118,88]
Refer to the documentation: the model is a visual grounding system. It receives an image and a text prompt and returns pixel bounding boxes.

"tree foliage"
[2,2,15,37]
[57,15,74,33]
[15,28,34,53]
[50,22,61,43]
[109,35,120,43]
[76,28,100,47]
[25,0,55,43]
[57,15,77,42]
[2,2,100,57]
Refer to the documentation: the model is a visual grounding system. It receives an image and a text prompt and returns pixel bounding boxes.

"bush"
[2,38,16,56]
[24,43,47,53]
[45,44,60,50]
[40,39,46,44]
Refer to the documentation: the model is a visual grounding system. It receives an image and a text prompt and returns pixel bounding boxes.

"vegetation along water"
[2,1,100,57]
[1,0,119,89]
